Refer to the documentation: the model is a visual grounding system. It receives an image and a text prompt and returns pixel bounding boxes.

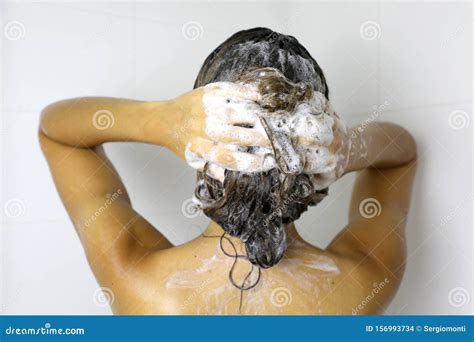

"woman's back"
[110,223,388,315]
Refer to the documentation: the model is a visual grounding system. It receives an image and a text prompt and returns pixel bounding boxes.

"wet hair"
[194,27,328,97]
[194,28,330,269]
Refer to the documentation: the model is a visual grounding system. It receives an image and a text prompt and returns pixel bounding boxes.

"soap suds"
[165,255,221,289]
[186,73,349,189]
[164,238,340,314]
[188,68,346,273]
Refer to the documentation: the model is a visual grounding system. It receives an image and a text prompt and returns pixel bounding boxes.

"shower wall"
[1,1,472,314]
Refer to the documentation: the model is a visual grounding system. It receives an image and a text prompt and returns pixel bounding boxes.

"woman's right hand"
[165,82,275,179]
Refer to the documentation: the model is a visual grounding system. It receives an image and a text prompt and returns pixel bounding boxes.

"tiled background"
[1,1,472,314]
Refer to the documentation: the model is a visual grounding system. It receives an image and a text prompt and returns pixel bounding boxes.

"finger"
[299,146,337,174]
[185,141,225,179]
[291,112,335,147]
[204,82,260,101]
[208,124,271,147]
[205,101,261,127]
[310,171,337,190]
[205,114,270,147]
[312,91,327,111]
[183,150,226,182]
[187,138,275,172]
[206,163,226,182]
[295,136,323,147]
[223,102,262,126]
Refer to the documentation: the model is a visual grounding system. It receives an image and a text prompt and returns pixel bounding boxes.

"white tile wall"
[379,2,472,109]
[1,1,472,315]
[284,2,380,116]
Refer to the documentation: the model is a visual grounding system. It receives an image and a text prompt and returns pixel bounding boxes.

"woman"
[39,28,417,314]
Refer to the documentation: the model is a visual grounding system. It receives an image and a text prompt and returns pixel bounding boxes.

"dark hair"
[195,27,328,97]
[193,28,329,269]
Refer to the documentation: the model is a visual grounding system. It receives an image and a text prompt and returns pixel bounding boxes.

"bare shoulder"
[322,246,402,314]
[283,237,397,314]
[322,159,418,314]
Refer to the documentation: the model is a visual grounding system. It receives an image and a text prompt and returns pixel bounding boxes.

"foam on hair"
[194,27,328,97]
[195,69,329,269]
[193,28,330,269]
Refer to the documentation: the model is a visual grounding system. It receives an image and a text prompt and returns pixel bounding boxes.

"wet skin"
[39,87,417,314]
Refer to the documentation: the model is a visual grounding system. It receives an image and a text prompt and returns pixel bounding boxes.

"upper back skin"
[109,224,396,315]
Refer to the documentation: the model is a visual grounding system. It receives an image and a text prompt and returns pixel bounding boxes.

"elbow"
[39,100,63,136]
[376,122,418,163]
[401,127,417,162]
[38,99,71,149]
[39,97,80,140]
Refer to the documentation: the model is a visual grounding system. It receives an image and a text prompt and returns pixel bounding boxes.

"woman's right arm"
[41,83,271,167]
[39,83,269,294]
[40,96,175,149]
